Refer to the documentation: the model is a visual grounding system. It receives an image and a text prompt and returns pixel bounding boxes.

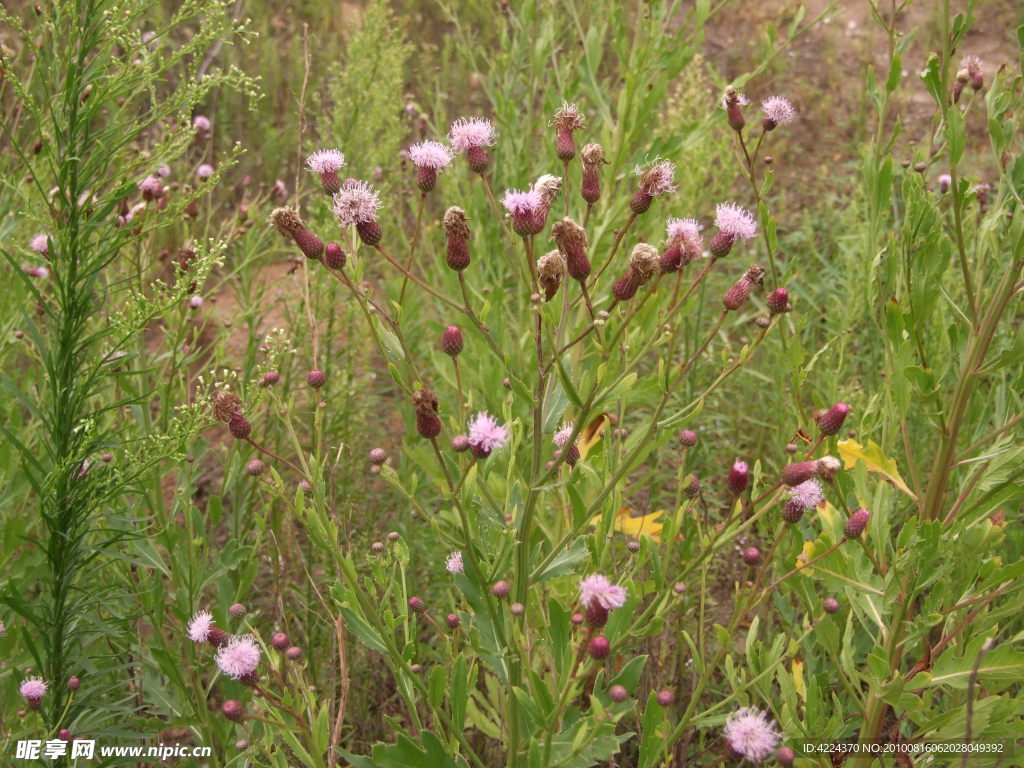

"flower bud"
[446,613,461,629]
[229,603,246,618]
[766,287,791,315]
[66,677,80,691]
[782,500,805,524]
[609,684,628,702]
[441,325,464,357]
[776,746,795,767]
[722,265,766,311]
[537,249,566,301]
[580,144,606,204]
[286,646,303,661]
[452,434,470,452]
[678,429,698,447]
[408,597,426,613]
[228,414,251,440]
[260,370,280,388]
[510,602,525,616]
[843,508,870,539]
[271,632,290,651]
[823,597,840,614]
[443,207,472,271]
[207,627,230,648]
[324,242,346,270]
[815,402,850,436]
[551,218,590,281]
[656,689,676,707]
[491,580,510,599]
[742,547,762,566]
[222,700,246,722]
[588,636,610,659]
[246,460,265,477]
[356,219,382,247]
[307,369,326,389]
[726,460,749,494]
[412,389,442,439]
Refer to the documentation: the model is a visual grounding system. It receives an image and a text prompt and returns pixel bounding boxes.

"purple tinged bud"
[844,508,870,539]
[588,636,610,659]
[815,402,850,436]
[229,603,246,618]
[413,389,442,440]
[782,500,805,524]
[441,325,464,357]
[307,369,326,389]
[782,461,818,487]
[66,677,80,691]
[585,601,609,628]
[776,746,796,767]
[452,434,470,452]
[726,460,749,494]
[228,414,251,440]
[324,242,346,270]
[410,663,422,673]
[356,219,383,247]
[767,287,791,315]
[684,475,701,498]
[207,627,230,648]
[823,597,840,614]
[369,448,388,465]
[510,602,525,616]
[742,547,762,566]
[286,646,303,661]
[627,540,640,553]
[271,632,290,651]
[446,613,461,629]
[709,230,735,258]
[260,370,280,388]
[59,729,71,741]
[678,429,698,448]
[609,684,628,702]
[222,700,246,722]
[571,612,584,625]
[656,689,676,707]
[371,541,384,553]
[491,580,510,599]
[408,597,426,613]
[246,460,265,477]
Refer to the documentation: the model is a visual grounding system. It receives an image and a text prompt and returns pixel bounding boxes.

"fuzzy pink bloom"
[579,574,627,610]
[139,175,164,194]
[20,677,47,700]
[448,117,497,151]
[789,478,824,509]
[332,179,383,226]
[409,141,454,170]
[446,551,464,574]
[960,55,982,77]
[636,159,677,196]
[714,202,758,240]
[666,218,702,244]
[467,412,508,454]
[938,174,952,193]
[501,188,543,217]
[305,149,346,175]
[721,91,750,109]
[30,233,50,255]
[187,610,215,643]
[724,707,780,762]
[216,635,261,679]
[553,423,575,448]
[197,164,214,180]
[193,115,211,133]
[271,179,288,199]
[157,165,171,177]
[22,266,49,279]
[761,96,797,127]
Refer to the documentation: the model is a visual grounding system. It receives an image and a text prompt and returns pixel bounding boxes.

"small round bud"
[678,429,698,448]
[58,729,71,741]
[815,402,850,436]
[222,700,246,722]
[229,603,246,618]
[66,677,80,691]
[369,448,388,465]
[742,547,762,566]
[371,541,384,553]
[408,597,426,613]
[410,663,422,673]
[207,627,230,648]
[388,531,400,542]
[298,480,313,496]
[570,612,584,625]
[684,475,701,498]
[452,434,470,452]
[843,508,870,539]
[228,414,251,439]
[726,460,749,494]
[656,689,676,707]
[235,740,248,751]
[627,540,640,553]
[823,597,840,614]
[271,632,290,651]
[446,613,461,629]
[286,646,303,661]
[441,325,464,357]
[260,370,280,388]
[510,602,525,616]
[776,746,795,767]
[491,580,510,599]
[782,500,805,524]
[673,582,686,594]
[588,636,610,660]
[307,369,326,389]
[246,460,265,477]
[785,443,798,454]
[608,684,628,702]
[324,242,346,270]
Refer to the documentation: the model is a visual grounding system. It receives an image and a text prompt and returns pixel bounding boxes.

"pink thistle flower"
[408,140,454,192]
[630,159,676,214]
[197,164,214,180]
[156,164,171,177]
[938,174,952,194]
[789,478,824,509]
[20,677,47,708]
[187,610,215,643]
[449,117,496,174]
[710,202,757,258]
[333,179,384,245]
[720,90,750,110]
[502,188,546,236]
[961,55,983,89]
[466,411,508,458]
[30,233,50,255]
[446,551,464,574]
[662,217,704,271]
[22,266,49,279]
[193,115,211,133]
[553,423,575,448]
[215,635,261,680]
[271,179,288,200]
[723,707,780,763]
[579,574,627,611]
[139,174,164,201]
[306,149,346,194]
[760,96,797,130]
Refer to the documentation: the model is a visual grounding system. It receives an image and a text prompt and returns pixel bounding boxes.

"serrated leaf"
[837,438,918,501]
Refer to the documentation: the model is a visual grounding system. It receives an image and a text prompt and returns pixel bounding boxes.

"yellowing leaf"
[792,657,806,701]
[837,438,919,501]
[577,414,610,460]
[795,541,815,572]
[588,506,666,541]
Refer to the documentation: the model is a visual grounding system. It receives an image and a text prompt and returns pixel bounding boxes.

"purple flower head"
[448,117,497,151]
[960,55,982,78]
[409,141,454,170]
[20,677,47,701]
[29,233,50,255]
[197,163,214,180]
[157,164,171,177]
[446,551,464,574]
[22,266,49,279]
[187,610,214,643]
[938,174,952,193]
[724,707,780,762]
[636,159,677,196]
[553,423,575,448]
[789,479,824,510]
[579,574,627,611]
[666,218,703,245]
[501,188,544,217]
[305,149,346,175]
[714,202,758,240]
[139,174,164,197]
[467,412,508,456]
[215,635,262,679]
[761,96,797,128]
[332,179,383,226]
[193,115,211,133]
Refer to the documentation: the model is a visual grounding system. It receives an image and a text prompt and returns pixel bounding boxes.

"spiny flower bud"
[207,627,230,648]
[815,402,850,436]
[609,684,628,702]
[781,458,838,487]
[510,602,525,616]
[742,547,762,566]
[286,646,302,661]
[585,601,608,627]
[552,102,585,161]
[268,207,325,260]
[446,613,461,629]
[684,475,701,498]
[722,86,749,131]
[580,143,607,205]
[551,217,590,281]
[491,580,510,599]
[356,220,383,247]
[324,242,346,270]
[307,369,326,389]
[766,287,791,315]
[843,508,870,539]
[412,389,442,439]
[823,597,840,614]
[782,499,805,524]
[222,699,246,722]
[260,371,280,388]
[451,434,470,452]
[678,429,698,448]
[443,207,473,271]
[722,265,766,311]
[369,448,388,465]
[228,413,251,440]
[629,243,660,282]
[229,603,247,618]
[612,267,642,301]
[656,689,676,707]
[726,460,749,494]
[441,325,464,357]
[408,597,426,613]
[66,677,80,691]
[537,249,566,301]
[588,635,610,660]
[271,632,290,651]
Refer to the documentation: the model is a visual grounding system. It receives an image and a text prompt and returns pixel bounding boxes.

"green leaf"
[535,537,589,582]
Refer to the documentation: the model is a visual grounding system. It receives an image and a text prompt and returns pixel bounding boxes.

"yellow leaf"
[837,438,919,501]
[795,541,816,572]
[792,657,806,701]
[577,414,609,460]
[588,506,666,541]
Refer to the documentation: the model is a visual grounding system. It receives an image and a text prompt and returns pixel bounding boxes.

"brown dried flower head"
[443,206,473,241]
[267,207,303,235]
[213,391,243,422]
